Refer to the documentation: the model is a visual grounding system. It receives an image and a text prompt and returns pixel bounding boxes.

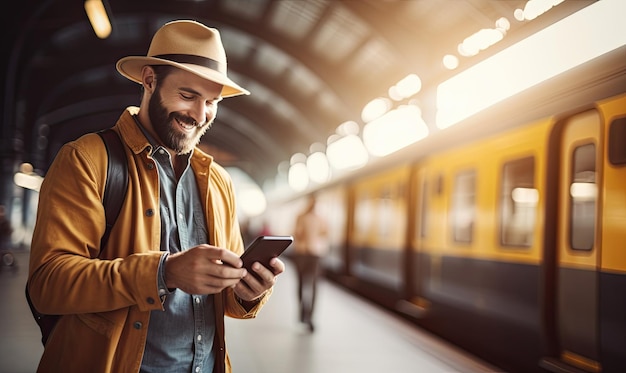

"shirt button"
[159,149,165,154]
[197,334,202,341]
[195,297,200,304]
[195,367,201,373]
[133,322,142,330]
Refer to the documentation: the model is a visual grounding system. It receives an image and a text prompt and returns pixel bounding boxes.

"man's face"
[148,68,223,154]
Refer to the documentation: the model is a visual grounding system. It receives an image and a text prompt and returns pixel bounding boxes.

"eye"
[180,92,194,100]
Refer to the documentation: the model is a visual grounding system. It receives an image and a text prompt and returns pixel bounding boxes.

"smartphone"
[240,235,293,273]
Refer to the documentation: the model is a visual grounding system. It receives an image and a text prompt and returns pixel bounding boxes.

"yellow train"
[266,44,626,372]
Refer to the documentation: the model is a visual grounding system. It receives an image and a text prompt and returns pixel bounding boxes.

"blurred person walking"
[293,195,329,332]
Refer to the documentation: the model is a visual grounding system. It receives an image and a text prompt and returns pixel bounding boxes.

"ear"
[140,66,156,92]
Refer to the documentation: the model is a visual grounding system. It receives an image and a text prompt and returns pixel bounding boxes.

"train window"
[570,143,596,251]
[500,157,536,247]
[608,117,626,165]
[451,170,475,243]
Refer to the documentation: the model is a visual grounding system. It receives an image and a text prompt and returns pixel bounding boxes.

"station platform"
[0,249,501,373]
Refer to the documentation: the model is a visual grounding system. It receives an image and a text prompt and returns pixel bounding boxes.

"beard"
[148,88,213,155]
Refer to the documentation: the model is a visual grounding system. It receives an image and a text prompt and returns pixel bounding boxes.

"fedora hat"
[116,20,249,98]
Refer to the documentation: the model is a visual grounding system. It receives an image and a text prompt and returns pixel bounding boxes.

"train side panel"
[347,165,410,300]
[597,94,626,372]
[412,119,551,372]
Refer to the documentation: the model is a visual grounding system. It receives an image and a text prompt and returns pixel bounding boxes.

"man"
[293,195,329,332]
[28,20,284,373]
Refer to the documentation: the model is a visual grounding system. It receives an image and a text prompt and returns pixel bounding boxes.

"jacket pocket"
[75,312,115,339]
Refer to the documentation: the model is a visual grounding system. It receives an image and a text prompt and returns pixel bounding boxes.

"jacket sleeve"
[28,133,164,315]
[209,164,273,318]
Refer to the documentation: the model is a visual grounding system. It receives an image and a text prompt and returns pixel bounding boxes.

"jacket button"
[147,163,154,170]
[147,297,155,304]
[133,322,143,330]
[146,209,154,217]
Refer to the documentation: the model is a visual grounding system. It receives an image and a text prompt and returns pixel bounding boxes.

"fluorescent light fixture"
[326,134,368,171]
[363,105,429,157]
[85,0,112,39]
[361,97,392,123]
[288,162,309,191]
[436,0,626,129]
[394,74,422,99]
[443,54,459,70]
[307,151,331,184]
[519,0,566,21]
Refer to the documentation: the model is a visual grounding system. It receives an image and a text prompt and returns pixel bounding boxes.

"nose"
[188,102,206,127]
[191,100,217,127]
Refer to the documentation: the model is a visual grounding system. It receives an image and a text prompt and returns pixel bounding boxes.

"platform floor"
[0,249,501,373]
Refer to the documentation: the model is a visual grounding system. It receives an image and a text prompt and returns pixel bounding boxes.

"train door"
[551,109,603,372]
[397,164,429,318]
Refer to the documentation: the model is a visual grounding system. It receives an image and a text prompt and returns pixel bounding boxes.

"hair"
[150,64,176,81]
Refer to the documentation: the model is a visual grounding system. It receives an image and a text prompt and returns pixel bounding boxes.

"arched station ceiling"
[1,0,591,186]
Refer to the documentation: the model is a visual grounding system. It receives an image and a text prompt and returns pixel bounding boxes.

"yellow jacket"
[28,106,270,373]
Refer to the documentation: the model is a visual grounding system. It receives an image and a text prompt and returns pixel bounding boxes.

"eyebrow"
[179,86,202,96]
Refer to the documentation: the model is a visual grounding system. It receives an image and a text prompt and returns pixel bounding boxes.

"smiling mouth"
[176,117,198,130]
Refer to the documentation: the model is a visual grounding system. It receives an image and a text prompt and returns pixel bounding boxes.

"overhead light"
[288,162,309,192]
[306,151,331,184]
[361,97,392,123]
[394,74,422,99]
[363,105,429,157]
[443,54,459,70]
[517,0,566,21]
[326,134,368,171]
[84,0,112,39]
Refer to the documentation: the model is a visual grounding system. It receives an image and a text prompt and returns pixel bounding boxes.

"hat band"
[152,54,226,74]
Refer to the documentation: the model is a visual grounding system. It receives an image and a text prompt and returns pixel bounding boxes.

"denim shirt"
[140,136,215,372]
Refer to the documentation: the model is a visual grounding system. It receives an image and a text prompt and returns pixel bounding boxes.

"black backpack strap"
[27,129,129,346]
[97,128,128,249]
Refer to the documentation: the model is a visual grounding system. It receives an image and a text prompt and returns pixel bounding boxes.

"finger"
[268,257,285,275]
[248,262,278,287]
[208,259,246,279]
[194,245,243,268]
[212,248,243,268]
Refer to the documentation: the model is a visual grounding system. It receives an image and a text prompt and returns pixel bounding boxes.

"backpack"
[25,128,128,346]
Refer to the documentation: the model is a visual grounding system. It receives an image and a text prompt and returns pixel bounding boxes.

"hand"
[234,257,285,302]
[164,244,246,295]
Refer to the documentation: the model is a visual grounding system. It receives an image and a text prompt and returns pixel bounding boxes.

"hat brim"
[116,56,250,98]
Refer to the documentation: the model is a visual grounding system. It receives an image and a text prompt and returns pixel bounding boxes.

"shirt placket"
[192,294,206,372]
